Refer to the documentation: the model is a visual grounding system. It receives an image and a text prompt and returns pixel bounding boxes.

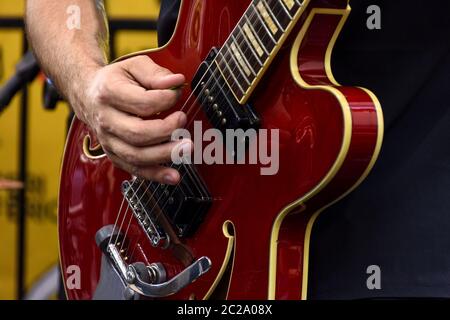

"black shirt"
[158,0,450,299]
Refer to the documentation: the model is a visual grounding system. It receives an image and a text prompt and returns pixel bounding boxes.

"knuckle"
[159,147,173,162]
[122,149,139,165]
[156,67,171,76]
[130,166,141,178]
[126,125,145,144]
[101,142,112,154]
[154,91,177,109]
[136,55,151,63]
[159,119,175,137]
[95,110,109,132]
[93,82,110,105]
[135,105,155,117]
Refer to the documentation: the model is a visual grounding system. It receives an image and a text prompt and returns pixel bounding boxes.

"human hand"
[72,55,191,185]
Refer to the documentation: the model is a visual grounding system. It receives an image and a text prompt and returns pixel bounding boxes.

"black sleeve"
[157,0,181,47]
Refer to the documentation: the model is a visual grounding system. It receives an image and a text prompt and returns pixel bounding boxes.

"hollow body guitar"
[59,0,383,300]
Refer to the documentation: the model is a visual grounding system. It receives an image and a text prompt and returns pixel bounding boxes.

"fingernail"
[178,113,187,127]
[163,174,177,185]
[179,141,193,157]
[165,73,184,82]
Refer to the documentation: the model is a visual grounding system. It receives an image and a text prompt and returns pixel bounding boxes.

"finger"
[103,136,193,167]
[123,55,186,90]
[106,151,181,185]
[103,82,181,117]
[98,108,187,147]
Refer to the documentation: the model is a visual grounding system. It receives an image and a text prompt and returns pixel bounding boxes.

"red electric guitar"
[59,0,383,300]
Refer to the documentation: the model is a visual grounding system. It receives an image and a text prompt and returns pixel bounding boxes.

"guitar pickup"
[191,47,261,133]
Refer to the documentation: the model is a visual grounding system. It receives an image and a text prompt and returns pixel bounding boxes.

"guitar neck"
[215,0,305,103]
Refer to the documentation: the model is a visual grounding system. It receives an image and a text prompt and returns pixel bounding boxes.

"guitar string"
[133,0,294,220]
[134,0,293,214]
[117,1,295,253]
[126,5,294,245]
[111,3,276,249]
[114,2,297,253]
[121,0,300,259]
[107,190,128,248]
[115,0,297,255]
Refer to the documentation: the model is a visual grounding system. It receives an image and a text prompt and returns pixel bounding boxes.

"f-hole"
[209,221,235,300]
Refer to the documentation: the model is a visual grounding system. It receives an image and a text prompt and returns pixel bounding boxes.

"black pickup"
[191,47,261,133]
[145,164,212,238]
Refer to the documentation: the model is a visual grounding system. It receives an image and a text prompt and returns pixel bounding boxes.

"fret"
[223,43,251,85]
[242,17,268,57]
[211,64,236,110]
[280,0,302,14]
[216,51,246,96]
[212,0,305,103]
[281,0,295,10]
[256,0,281,35]
[233,29,263,68]
[246,7,276,59]
[261,0,285,31]
[274,0,293,19]
[266,0,293,29]
[250,3,277,45]
[230,38,256,77]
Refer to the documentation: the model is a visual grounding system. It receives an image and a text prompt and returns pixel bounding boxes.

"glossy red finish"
[59,0,382,300]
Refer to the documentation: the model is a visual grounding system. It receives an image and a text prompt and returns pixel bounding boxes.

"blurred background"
[0,0,162,300]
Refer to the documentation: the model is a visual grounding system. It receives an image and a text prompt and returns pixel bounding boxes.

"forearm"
[26,0,188,184]
[25,0,109,122]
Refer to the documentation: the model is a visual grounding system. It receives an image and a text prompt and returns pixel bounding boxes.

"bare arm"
[26,0,188,185]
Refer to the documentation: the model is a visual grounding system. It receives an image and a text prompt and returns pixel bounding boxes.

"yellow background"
[0,0,160,299]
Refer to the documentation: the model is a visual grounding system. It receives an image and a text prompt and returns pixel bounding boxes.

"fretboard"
[215,0,305,103]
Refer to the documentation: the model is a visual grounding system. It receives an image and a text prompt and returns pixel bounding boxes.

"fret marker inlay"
[256,1,278,35]
[243,22,264,57]
[282,0,295,10]
[230,41,252,77]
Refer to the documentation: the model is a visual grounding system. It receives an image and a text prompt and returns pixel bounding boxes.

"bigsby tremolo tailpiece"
[95,225,211,299]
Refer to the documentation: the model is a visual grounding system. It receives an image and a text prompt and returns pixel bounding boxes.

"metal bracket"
[94,225,211,298]
[126,256,211,298]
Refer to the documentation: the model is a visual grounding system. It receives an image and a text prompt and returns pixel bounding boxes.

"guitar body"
[59,0,383,300]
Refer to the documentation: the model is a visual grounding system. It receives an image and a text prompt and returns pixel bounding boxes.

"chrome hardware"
[108,243,129,281]
[191,47,260,132]
[95,225,212,298]
[147,263,167,284]
[126,257,212,298]
[121,179,170,249]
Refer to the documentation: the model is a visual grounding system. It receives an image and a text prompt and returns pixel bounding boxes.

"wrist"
[67,63,103,125]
